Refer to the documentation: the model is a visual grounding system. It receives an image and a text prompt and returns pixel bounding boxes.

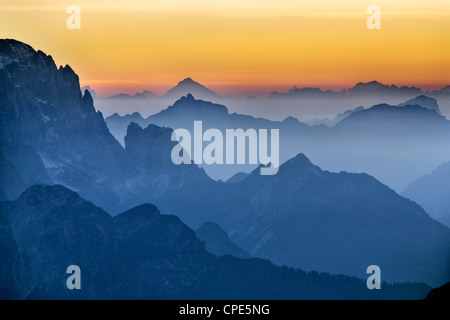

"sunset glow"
[1,0,449,96]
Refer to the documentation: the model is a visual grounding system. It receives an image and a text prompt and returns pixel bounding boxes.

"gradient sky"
[1,0,449,97]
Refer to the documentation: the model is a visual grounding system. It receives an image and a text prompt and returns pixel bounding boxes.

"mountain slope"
[0,151,26,201]
[223,154,450,286]
[109,94,450,191]
[402,161,450,227]
[0,39,137,213]
[165,78,220,101]
[156,153,450,286]
[398,95,441,114]
[105,112,147,146]
[319,103,450,191]
[196,222,251,259]
[0,184,431,299]
[350,81,423,98]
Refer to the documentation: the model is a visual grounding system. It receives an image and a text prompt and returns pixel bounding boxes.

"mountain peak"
[179,77,195,84]
[126,121,143,136]
[398,95,441,114]
[283,116,301,124]
[248,153,317,179]
[15,184,99,214]
[0,39,36,67]
[271,152,323,177]
[152,94,229,120]
[285,153,315,168]
[351,81,423,95]
[165,77,219,99]
[113,203,160,240]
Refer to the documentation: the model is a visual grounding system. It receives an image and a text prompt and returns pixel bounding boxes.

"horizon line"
[80,79,449,99]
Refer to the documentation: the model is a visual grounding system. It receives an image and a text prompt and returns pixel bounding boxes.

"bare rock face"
[0,39,135,213]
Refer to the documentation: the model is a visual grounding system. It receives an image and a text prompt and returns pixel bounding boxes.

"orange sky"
[1,0,449,97]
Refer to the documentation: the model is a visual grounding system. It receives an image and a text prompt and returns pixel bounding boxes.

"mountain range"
[0,184,432,299]
[0,39,140,213]
[152,153,450,286]
[106,94,450,191]
[98,79,450,102]
[1,39,450,294]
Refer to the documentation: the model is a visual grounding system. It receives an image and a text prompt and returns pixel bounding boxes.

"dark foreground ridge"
[0,185,431,300]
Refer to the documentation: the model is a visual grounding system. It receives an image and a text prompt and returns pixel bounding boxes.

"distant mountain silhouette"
[80,85,98,99]
[123,121,212,201]
[0,184,431,299]
[403,161,450,228]
[106,90,158,100]
[324,102,450,190]
[270,87,344,99]
[106,93,450,190]
[398,95,441,114]
[196,222,251,259]
[269,81,423,102]
[350,80,423,97]
[2,39,450,290]
[165,78,220,101]
[430,85,450,97]
[106,112,147,146]
[156,153,450,286]
[306,106,365,127]
[143,93,301,180]
[3,38,447,196]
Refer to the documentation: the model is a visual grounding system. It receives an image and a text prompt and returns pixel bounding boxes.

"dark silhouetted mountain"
[270,87,344,99]
[159,153,450,286]
[122,121,215,209]
[0,185,432,299]
[80,85,98,99]
[335,103,447,131]
[165,78,220,101]
[106,90,158,100]
[105,112,147,146]
[398,95,441,114]
[196,222,251,259]
[430,85,450,96]
[143,94,306,180]
[106,93,450,190]
[2,40,449,290]
[425,282,450,300]
[350,81,423,97]
[0,39,137,213]
[403,161,450,227]
[306,106,365,127]
[151,93,229,128]
[0,184,115,299]
[323,102,450,191]
[268,81,423,106]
